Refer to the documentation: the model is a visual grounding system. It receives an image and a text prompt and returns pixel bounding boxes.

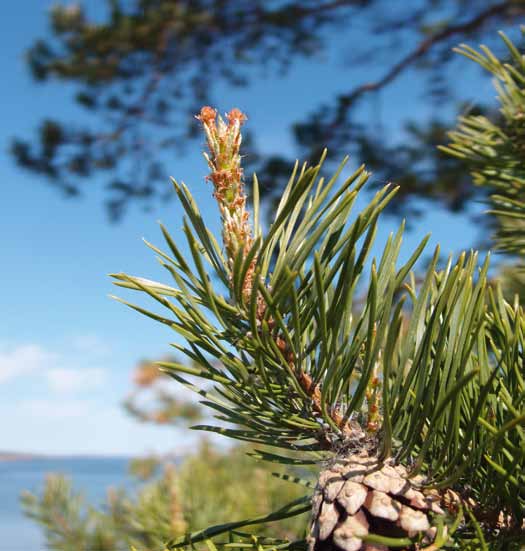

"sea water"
[0,457,131,550]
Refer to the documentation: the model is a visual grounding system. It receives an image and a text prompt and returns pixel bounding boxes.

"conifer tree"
[110,33,525,547]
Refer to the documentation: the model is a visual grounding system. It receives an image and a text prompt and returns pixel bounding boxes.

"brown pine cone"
[308,452,448,551]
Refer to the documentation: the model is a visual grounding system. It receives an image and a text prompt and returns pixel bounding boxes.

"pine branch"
[195,107,371,443]
[322,1,520,144]
[113,98,524,548]
[441,29,525,255]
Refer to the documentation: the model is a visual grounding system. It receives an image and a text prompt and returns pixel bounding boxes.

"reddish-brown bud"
[196,106,217,125]
[227,108,247,125]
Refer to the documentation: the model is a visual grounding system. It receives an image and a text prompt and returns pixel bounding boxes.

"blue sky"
[0,1,500,455]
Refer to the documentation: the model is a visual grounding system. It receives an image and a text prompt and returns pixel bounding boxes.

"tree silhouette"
[12,0,525,219]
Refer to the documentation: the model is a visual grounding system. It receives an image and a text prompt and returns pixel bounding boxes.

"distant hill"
[0,451,177,462]
[0,451,45,461]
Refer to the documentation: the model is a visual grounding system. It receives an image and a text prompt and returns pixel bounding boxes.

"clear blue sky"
[0,1,497,455]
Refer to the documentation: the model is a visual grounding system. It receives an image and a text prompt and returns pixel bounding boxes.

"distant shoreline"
[0,452,43,462]
[0,452,182,462]
[0,452,133,462]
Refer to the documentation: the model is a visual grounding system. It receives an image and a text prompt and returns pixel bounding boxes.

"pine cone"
[308,452,448,551]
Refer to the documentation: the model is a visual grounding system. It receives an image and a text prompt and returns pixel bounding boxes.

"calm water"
[0,457,132,550]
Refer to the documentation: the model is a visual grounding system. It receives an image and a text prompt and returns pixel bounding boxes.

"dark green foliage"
[13,1,525,219]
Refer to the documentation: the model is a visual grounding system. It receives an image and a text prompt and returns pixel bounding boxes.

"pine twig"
[196,106,364,443]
